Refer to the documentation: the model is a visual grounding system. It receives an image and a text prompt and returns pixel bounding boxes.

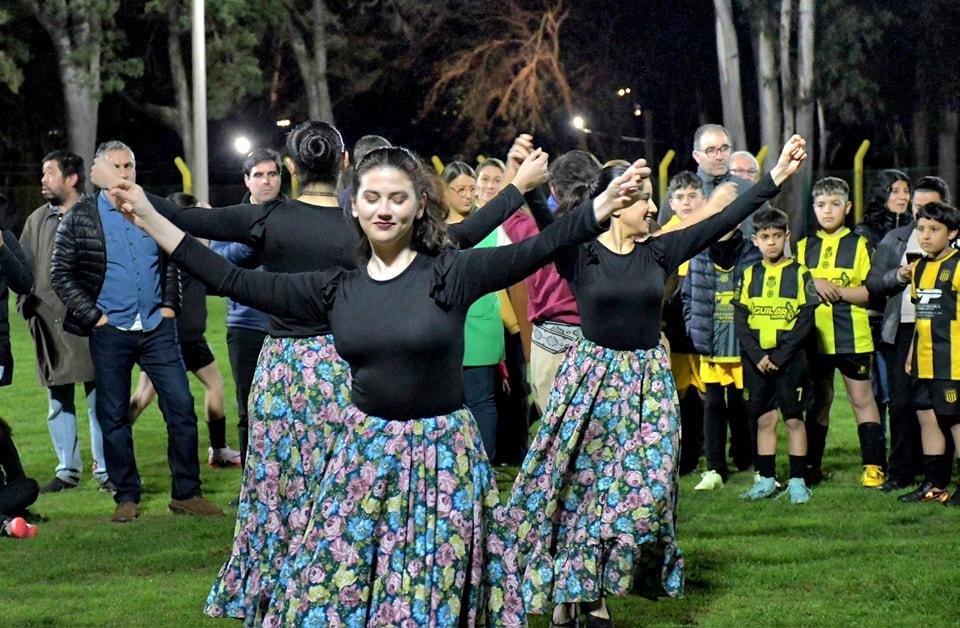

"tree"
[423,1,578,151]
[137,0,267,173]
[22,0,141,171]
[0,7,28,94]
[713,0,747,150]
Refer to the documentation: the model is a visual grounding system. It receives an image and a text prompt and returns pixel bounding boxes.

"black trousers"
[227,327,267,469]
[882,323,923,485]
[0,479,38,519]
[703,383,749,475]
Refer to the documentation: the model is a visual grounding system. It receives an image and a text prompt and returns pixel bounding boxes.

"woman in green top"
[443,160,506,460]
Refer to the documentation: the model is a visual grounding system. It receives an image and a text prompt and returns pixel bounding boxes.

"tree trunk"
[713,0,746,149]
[755,17,781,171]
[788,0,815,238]
[938,102,958,197]
[913,75,930,169]
[168,7,194,173]
[40,10,103,182]
[817,99,828,176]
[779,0,795,141]
[289,0,335,123]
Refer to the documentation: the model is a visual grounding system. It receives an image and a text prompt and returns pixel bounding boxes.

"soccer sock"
[857,422,885,467]
[806,421,828,470]
[207,417,227,450]
[757,454,776,479]
[789,455,806,479]
[923,454,949,489]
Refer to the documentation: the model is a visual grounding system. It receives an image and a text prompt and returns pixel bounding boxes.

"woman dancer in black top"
[101,121,548,622]
[506,136,807,627]
[98,145,648,627]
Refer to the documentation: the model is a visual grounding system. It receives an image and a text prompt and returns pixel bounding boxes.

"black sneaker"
[805,467,825,486]
[944,487,960,507]
[39,477,79,494]
[898,482,949,503]
[878,479,911,493]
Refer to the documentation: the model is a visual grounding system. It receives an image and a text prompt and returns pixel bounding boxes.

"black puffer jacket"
[51,195,180,336]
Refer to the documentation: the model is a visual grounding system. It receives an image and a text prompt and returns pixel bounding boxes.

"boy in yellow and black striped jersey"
[734,208,819,503]
[900,202,960,506]
[797,177,887,488]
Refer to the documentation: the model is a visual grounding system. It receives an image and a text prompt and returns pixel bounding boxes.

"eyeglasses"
[730,167,758,177]
[702,144,731,158]
[451,185,476,197]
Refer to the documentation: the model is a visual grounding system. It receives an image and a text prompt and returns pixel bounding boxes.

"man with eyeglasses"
[729,151,760,181]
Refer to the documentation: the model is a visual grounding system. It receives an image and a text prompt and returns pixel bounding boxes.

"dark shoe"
[898,482,949,503]
[944,488,960,507]
[111,501,140,523]
[585,614,614,628]
[39,477,78,494]
[878,479,911,493]
[805,467,825,486]
[169,496,224,516]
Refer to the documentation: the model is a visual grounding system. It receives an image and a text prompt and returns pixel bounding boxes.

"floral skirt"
[264,406,526,627]
[205,334,352,623]
[507,339,684,614]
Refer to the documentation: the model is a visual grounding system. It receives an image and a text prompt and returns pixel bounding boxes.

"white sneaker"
[694,469,724,491]
[208,446,242,468]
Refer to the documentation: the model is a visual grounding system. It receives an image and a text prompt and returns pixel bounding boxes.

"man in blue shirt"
[51,141,222,523]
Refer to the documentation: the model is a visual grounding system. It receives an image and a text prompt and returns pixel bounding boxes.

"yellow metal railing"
[853,139,871,223]
[755,145,769,181]
[658,149,676,204]
[174,157,192,194]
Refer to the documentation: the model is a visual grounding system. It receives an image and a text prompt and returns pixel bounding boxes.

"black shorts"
[810,352,872,381]
[911,378,960,425]
[742,352,809,418]
[179,338,216,372]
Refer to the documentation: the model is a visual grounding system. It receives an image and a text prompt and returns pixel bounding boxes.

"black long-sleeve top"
[171,197,605,420]
[0,230,34,339]
[550,175,781,351]
[0,428,27,486]
[149,185,528,338]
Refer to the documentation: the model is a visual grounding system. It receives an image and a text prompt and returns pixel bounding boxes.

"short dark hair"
[440,161,477,185]
[242,148,282,177]
[914,176,951,204]
[812,176,849,200]
[166,192,199,208]
[667,171,703,197]
[352,135,391,165]
[42,150,85,191]
[917,201,960,233]
[752,207,790,233]
[693,124,730,152]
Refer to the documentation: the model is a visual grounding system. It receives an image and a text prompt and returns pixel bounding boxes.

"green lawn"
[0,298,957,627]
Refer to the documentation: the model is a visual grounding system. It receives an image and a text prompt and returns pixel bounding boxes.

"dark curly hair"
[285,120,345,188]
[351,147,451,263]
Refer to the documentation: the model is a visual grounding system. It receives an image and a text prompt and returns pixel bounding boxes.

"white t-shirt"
[900,230,923,324]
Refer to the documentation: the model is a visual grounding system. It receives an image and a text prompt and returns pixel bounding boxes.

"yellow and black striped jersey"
[911,249,960,380]
[662,216,690,277]
[734,259,818,350]
[709,264,740,361]
[796,227,873,354]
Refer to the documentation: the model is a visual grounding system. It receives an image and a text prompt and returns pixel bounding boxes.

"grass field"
[0,298,958,627]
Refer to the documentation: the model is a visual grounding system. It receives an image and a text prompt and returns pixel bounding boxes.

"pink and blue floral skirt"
[508,339,684,614]
[264,405,526,627]
[205,334,352,623]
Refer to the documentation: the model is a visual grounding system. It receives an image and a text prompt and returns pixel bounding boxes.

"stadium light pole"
[191,0,209,203]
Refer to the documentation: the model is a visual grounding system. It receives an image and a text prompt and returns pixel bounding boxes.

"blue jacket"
[208,240,269,332]
[682,231,751,356]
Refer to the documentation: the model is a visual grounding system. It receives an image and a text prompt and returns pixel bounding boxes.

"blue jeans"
[47,382,106,484]
[88,318,201,504]
[463,365,498,460]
